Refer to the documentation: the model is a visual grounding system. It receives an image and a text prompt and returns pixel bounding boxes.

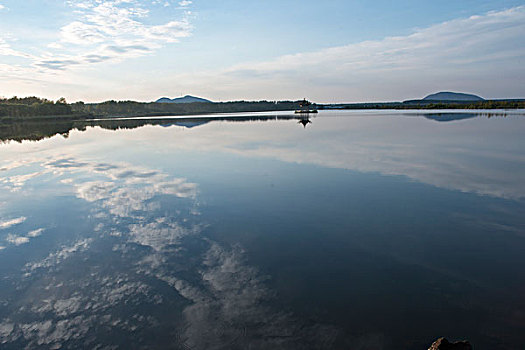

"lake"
[1,110,525,349]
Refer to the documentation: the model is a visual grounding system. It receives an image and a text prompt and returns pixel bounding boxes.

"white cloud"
[128,219,200,251]
[40,156,200,249]
[0,0,192,75]
[25,238,93,273]
[46,42,63,49]
[0,4,5,10]
[76,181,116,202]
[0,38,34,58]
[1,4,523,101]
[163,243,338,349]
[3,228,44,247]
[51,157,199,219]
[34,0,192,70]
[27,228,45,238]
[1,154,205,348]
[60,21,107,45]
[3,269,161,347]
[1,171,46,192]
[0,217,26,229]
[161,6,525,102]
[6,234,30,246]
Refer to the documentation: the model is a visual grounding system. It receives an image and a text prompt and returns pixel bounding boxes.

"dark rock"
[428,337,472,350]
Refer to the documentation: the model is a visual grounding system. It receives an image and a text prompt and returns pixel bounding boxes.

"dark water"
[1,110,525,349]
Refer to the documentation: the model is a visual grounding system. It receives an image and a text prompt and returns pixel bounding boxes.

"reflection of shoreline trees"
[0,112,520,143]
[1,111,521,143]
[0,115,311,143]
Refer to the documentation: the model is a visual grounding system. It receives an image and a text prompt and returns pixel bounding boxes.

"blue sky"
[0,0,524,102]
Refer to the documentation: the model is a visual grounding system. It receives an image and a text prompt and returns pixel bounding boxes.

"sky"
[0,0,524,103]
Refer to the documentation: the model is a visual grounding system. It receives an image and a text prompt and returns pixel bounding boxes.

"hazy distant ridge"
[156,95,212,104]
[423,92,484,101]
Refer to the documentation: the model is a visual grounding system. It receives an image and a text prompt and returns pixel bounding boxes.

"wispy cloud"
[27,228,45,238]
[32,0,192,70]
[1,224,45,247]
[3,229,44,247]
[0,217,26,229]
[25,238,93,272]
[155,242,338,349]
[0,0,193,74]
[1,4,523,102]
[0,38,34,58]
[6,234,30,246]
[162,6,525,101]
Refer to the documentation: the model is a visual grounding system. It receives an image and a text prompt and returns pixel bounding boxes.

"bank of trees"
[72,100,301,117]
[337,100,525,110]
[1,97,304,119]
[0,97,72,118]
[1,95,524,119]
[405,100,525,109]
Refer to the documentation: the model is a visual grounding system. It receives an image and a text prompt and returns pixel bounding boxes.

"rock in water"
[428,337,473,350]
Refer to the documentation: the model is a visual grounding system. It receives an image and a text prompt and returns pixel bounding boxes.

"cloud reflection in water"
[1,112,524,348]
[0,153,336,349]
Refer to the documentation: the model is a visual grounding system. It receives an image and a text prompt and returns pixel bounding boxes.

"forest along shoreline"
[1,96,525,122]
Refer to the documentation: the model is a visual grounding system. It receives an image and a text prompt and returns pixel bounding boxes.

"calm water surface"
[1,110,525,349]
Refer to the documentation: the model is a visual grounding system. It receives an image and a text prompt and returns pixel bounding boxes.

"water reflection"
[1,110,525,349]
[0,153,337,348]
[3,110,524,200]
[416,112,512,122]
[298,117,312,128]
[0,113,311,143]
[423,113,477,122]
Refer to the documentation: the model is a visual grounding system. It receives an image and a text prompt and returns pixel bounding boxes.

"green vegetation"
[414,100,525,109]
[0,96,75,119]
[1,96,306,120]
[72,100,302,117]
[332,100,525,110]
[1,96,524,121]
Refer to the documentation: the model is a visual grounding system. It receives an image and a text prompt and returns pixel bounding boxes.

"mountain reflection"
[2,110,525,200]
[0,114,309,143]
[2,110,525,349]
[423,113,478,122]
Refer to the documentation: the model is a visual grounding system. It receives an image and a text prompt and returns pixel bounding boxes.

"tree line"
[71,100,302,117]
[334,100,525,110]
[0,97,72,118]
[1,96,304,119]
[1,96,524,120]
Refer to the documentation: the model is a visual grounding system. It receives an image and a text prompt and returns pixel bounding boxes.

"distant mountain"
[423,92,484,101]
[155,95,212,104]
